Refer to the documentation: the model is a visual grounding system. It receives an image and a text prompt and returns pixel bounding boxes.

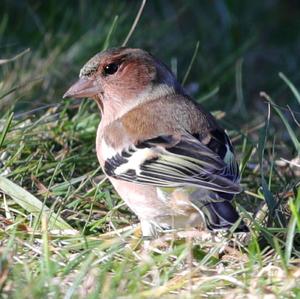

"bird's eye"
[103,63,119,76]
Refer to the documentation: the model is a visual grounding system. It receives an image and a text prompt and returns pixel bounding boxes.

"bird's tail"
[194,196,248,232]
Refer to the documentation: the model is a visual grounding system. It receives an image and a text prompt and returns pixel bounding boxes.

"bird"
[64,47,246,239]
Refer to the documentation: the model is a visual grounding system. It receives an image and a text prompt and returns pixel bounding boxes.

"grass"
[1,1,300,298]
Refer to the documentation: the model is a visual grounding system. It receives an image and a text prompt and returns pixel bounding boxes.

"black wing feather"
[104,133,241,194]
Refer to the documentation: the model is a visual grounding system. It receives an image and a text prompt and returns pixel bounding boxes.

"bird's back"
[101,94,219,150]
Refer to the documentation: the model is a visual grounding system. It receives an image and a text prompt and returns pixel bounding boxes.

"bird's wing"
[104,131,241,194]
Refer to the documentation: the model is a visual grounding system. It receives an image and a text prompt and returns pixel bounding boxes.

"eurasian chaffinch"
[64,47,245,238]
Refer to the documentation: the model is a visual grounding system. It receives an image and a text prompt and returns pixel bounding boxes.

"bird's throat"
[94,95,104,115]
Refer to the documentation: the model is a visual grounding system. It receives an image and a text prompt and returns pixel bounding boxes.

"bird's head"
[64,47,183,119]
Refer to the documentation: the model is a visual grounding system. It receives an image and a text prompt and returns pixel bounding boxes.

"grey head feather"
[79,47,128,78]
[79,53,102,78]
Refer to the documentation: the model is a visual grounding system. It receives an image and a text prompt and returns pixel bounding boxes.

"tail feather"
[201,201,248,232]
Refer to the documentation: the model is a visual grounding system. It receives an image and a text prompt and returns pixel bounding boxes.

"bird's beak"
[63,78,103,99]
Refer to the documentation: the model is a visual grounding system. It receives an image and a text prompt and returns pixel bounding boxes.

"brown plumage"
[64,47,246,238]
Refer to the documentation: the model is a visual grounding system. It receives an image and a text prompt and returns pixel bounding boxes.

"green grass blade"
[102,15,119,51]
[0,48,30,65]
[64,252,95,299]
[240,144,254,176]
[289,187,300,232]
[274,237,288,272]
[258,103,276,214]
[279,72,300,105]
[260,176,276,216]
[122,0,147,46]
[0,112,14,147]
[285,195,299,263]
[260,92,300,154]
[182,41,200,86]
[197,86,220,103]
[0,176,77,232]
